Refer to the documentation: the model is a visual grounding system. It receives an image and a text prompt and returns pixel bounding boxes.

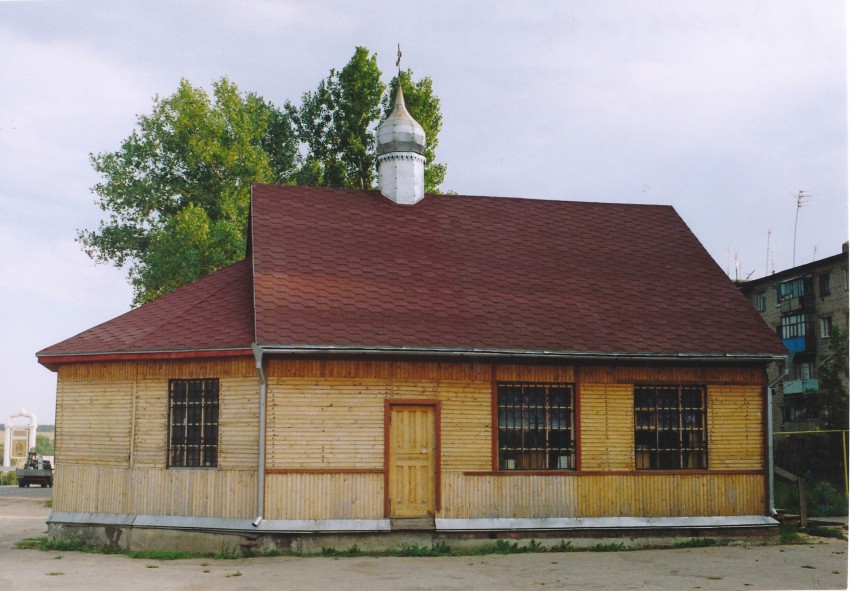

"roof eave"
[36,347,254,372]
[254,344,786,363]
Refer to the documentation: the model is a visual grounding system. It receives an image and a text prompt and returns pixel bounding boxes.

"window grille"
[634,385,707,470]
[497,383,575,470]
[168,379,219,467]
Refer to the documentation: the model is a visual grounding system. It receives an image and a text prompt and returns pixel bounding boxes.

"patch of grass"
[43,499,52,509]
[226,571,242,577]
[590,542,625,552]
[17,537,206,559]
[46,572,64,576]
[397,541,454,557]
[125,550,206,560]
[320,545,363,557]
[778,524,805,545]
[552,539,574,552]
[671,538,718,549]
[776,479,849,517]
[805,525,847,540]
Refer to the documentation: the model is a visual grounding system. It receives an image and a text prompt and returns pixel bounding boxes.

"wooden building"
[37,91,786,552]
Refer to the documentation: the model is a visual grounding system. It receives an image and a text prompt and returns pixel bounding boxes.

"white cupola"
[376,85,426,205]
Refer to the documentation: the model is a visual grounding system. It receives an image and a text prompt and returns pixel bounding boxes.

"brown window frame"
[497,382,575,471]
[167,378,219,468]
[634,384,707,470]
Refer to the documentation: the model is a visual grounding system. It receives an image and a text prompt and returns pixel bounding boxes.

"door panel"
[388,405,436,517]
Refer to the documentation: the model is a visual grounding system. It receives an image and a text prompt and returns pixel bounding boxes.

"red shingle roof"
[251,185,784,358]
[37,258,254,360]
[38,184,785,365]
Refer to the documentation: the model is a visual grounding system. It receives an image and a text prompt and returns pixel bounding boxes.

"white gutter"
[767,353,794,517]
[251,344,267,527]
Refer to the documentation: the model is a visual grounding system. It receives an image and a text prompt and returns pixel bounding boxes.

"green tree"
[81,49,447,305]
[35,434,54,456]
[816,324,849,430]
[382,69,447,193]
[78,77,298,305]
[294,46,385,189]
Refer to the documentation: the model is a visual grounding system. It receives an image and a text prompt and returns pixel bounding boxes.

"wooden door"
[387,404,437,518]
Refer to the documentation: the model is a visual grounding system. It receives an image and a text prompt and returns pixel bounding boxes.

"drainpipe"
[251,344,267,527]
[767,353,794,517]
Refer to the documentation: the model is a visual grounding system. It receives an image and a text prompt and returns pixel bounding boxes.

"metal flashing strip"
[257,519,392,532]
[435,516,779,531]
[258,344,785,363]
[48,512,391,533]
[49,512,776,533]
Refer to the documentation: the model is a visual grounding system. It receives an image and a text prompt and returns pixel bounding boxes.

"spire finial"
[396,43,402,74]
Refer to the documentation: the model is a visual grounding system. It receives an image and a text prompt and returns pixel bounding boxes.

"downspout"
[767,353,794,517]
[251,343,267,527]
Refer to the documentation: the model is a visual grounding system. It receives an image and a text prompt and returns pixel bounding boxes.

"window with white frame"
[820,316,833,338]
[755,291,766,312]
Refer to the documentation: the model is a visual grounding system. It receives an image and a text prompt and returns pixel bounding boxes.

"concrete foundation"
[47,517,779,556]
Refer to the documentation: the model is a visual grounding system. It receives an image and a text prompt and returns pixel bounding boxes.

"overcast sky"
[0,1,846,425]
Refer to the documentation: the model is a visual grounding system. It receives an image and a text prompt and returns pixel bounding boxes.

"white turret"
[376,85,426,205]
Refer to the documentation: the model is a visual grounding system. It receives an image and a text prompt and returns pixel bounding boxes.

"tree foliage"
[36,434,54,456]
[80,48,446,305]
[293,47,385,189]
[79,77,297,305]
[815,323,849,430]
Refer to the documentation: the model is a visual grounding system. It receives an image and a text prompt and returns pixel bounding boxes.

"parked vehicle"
[15,448,52,488]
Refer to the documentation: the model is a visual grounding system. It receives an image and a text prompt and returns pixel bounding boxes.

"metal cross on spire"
[396,43,402,74]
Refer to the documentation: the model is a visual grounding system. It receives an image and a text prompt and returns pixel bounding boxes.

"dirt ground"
[0,486,846,590]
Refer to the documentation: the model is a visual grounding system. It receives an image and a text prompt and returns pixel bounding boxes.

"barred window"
[634,385,707,470]
[168,379,219,467]
[497,383,575,470]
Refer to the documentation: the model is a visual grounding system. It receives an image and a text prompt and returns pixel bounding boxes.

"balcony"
[782,378,819,394]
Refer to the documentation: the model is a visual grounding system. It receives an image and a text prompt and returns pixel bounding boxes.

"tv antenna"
[792,190,811,267]
[765,228,771,276]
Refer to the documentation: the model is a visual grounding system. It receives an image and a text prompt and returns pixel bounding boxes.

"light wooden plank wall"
[57,358,255,382]
[577,364,764,384]
[55,381,133,466]
[579,383,634,471]
[53,464,256,518]
[576,473,764,516]
[442,472,764,519]
[129,467,256,518]
[708,385,764,470]
[441,471,579,519]
[266,378,491,471]
[265,473,383,520]
[53,358,767,520]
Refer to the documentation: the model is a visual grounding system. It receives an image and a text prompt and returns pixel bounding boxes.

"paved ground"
[0,485,846,590]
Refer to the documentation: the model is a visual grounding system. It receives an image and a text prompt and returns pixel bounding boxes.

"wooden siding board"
[579,383,634,471]
[708,385,764,470]
[56,381,133,466]
[52,358,768,523]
